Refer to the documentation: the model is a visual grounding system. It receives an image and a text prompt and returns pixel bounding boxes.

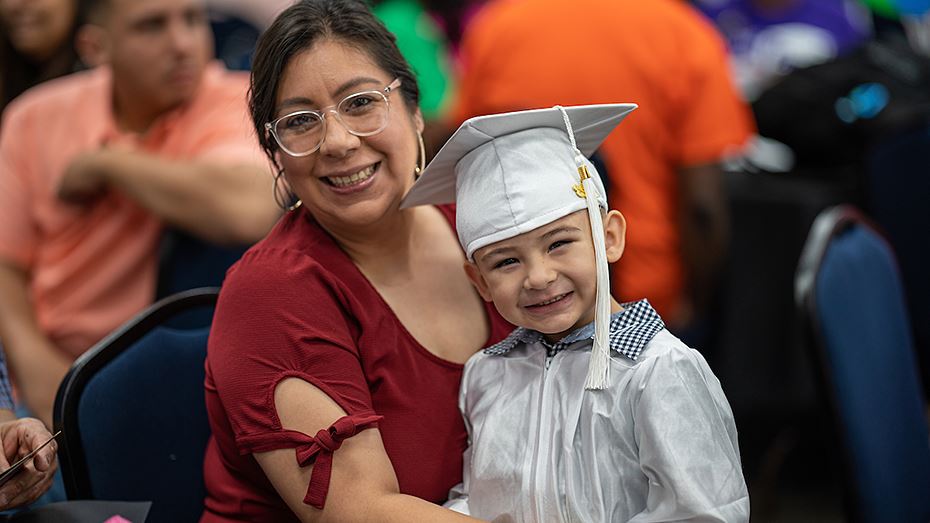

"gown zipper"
[531,352,556,520]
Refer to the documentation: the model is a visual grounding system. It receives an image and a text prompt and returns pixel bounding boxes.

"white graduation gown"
[445,307,749,523]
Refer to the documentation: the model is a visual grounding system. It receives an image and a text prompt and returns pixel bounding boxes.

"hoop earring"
[273,169,302,212]
[414,131,426,178]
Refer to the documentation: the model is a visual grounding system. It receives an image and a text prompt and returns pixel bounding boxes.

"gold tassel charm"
[572,165,591,198]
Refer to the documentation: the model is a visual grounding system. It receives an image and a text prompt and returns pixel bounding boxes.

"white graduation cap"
[401,103,636,389]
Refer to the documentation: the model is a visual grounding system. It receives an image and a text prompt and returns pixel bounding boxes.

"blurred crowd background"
[2,0,929,520]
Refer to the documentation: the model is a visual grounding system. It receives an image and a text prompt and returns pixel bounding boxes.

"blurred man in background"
[0,0,278,430]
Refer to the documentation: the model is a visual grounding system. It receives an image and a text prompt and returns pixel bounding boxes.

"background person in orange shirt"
[0,0,279,431]
[454,0,755,334]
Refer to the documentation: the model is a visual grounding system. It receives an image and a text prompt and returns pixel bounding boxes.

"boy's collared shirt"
[485,299,665,361]
[446,300,749,522]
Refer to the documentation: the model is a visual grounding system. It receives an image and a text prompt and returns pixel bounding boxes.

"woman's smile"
[319,161,380,194]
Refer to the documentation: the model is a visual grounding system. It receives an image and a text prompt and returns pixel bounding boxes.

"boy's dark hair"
[249,0,421,168]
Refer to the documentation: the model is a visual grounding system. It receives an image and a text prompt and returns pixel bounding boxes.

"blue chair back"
[796,205,930,523]
[54,288,219,523]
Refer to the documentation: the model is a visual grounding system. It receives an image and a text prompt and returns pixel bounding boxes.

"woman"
[0,0,81,113]
[201,1,512,521]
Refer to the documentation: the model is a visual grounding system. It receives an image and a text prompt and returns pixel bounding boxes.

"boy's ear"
[463,261,493,302]
[603,210,626,263]
[75,24,110,67]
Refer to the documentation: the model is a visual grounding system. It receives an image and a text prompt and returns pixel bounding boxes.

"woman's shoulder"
[232,211,337,273]
[221,211,357,304]
[209,213,366,358]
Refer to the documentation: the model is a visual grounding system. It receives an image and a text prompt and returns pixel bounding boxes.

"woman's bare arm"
[254,378,484,523]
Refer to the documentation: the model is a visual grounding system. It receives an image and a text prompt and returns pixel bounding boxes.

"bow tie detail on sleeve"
[293,412,383,508]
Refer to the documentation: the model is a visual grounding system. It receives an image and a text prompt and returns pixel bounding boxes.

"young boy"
[402,104,749,522]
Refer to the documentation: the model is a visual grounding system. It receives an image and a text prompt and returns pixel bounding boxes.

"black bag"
[753,36,930,168]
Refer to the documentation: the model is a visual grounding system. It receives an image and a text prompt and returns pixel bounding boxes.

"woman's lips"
[321,162,380,195]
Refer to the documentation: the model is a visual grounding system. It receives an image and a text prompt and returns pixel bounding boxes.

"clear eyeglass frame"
[265,78,402,158]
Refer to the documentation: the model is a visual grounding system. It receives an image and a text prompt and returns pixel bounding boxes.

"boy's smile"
[466,210,626,342]
[521,290,581,334]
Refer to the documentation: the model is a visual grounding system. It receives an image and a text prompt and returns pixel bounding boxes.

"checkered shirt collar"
[484,299,665,361]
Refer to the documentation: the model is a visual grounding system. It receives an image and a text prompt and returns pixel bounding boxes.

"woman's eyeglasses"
[266,78,402,157]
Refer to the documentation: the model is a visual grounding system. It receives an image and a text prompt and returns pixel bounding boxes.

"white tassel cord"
[582,176,611,390]
[555,105,610,390]
[555,105,611,389]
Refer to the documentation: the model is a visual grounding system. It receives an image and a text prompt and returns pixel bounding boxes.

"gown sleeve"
[443,353,480,515]
[628,346,750,522]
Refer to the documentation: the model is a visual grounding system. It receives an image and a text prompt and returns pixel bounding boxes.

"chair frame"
[53,286,219,499]
[794,205,885,312]
[795,205,861,516]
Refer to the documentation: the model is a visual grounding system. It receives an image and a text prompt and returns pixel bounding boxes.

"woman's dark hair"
[249,0,421,167]
[0,11,82,113]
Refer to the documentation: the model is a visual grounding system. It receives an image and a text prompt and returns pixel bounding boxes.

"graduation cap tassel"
[581,168,611,390]
[555,105,611,390]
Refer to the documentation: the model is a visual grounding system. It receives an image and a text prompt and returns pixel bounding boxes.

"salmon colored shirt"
[0,63,265,359]
[454,0,755,319]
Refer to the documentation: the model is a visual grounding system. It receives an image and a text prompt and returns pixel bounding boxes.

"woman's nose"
[318,110,360,158]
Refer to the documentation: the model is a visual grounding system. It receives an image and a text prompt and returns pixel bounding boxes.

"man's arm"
[676,163,730,325]
[0,262,72,428]
[58,149,280,246]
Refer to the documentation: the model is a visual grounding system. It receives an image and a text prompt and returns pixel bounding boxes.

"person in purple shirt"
[695,0,873,98]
